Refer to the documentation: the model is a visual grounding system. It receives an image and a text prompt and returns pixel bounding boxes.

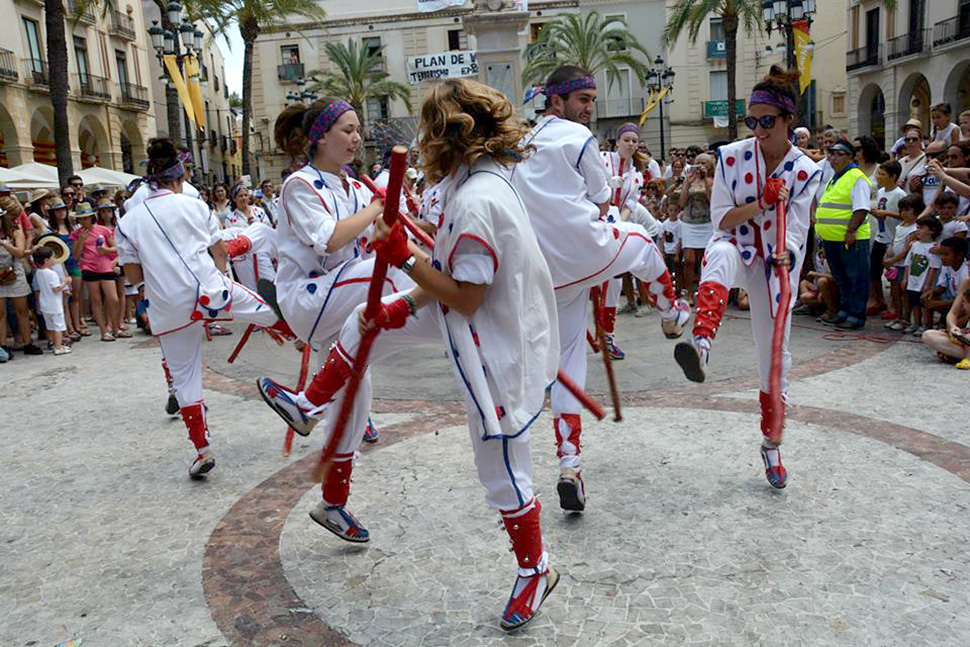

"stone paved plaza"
[2,310,969,646]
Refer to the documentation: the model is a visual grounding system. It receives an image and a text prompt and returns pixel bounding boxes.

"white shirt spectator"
[661,218,681,255]
[870,186,906,245]
[942,218,969,239]
[905,240,942,291]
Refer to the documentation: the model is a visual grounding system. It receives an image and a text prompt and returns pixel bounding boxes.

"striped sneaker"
[309,501,370,543]
[257,377,318,437]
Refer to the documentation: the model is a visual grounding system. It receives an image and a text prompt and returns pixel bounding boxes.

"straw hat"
[96,197,115,211]
[49,198,67,211]
[28,188,52,204]
[901,118,923,134]
[72,201,96,218]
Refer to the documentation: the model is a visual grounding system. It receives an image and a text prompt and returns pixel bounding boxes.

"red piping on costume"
[283,176,334,226]
[554,231,651,291]
[332,276,399,293]
[447,233,499,274]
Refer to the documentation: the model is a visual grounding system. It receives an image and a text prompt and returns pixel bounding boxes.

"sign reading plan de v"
[407,51,478,85]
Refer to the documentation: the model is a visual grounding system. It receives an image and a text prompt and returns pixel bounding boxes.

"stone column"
[463,2,529,106]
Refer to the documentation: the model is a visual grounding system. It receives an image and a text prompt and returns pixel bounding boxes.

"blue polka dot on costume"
[208,309,219,318]
[432,259,442,271]
[784,161,794,171]
[776,293,781,303]
[744,150,753,161]
[448,223,454,233]
[746,196,756,203]
[740,225,749,235]
[222,290,229,300]
[306,283,317,294]
[313,180,324,190]
[742,250,752,260]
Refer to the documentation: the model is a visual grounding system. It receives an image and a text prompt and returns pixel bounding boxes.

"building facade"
[663,0,848,151]
[846,0,970,150]
[0,0,157,171]
[141,1,237,185]
[249,0,666,181]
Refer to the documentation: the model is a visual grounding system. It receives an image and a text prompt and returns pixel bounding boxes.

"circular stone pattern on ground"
[279,408,970,647]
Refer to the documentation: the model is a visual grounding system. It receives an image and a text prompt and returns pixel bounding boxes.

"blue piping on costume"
[793,169,822,199]
[576,135,596,170]
[306,259,353,343]
[503,438,525,508]
[442,314,489,429]
[482,379,555,442]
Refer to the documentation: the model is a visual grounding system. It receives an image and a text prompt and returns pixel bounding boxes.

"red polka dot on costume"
[797,170,808,181]
[745,173,753,184]
[726,156,736,166]
[764,221,772,230]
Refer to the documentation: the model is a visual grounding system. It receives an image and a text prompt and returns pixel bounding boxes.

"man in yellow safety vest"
[814,139,873,330]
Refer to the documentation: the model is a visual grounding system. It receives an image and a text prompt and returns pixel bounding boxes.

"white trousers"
[700,239,801,394]
[552,222,670,415]
[313,294,537,511]
[159,281,278,407]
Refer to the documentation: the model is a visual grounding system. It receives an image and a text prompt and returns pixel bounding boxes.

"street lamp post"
[762,0,816,71]
[646,55,675,161]
[148,1,205,154]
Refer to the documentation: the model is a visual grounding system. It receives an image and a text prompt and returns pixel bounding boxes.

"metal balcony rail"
[933,15,970,46]
[76,73,111,100]
[0,48,18,82]
[121,82,150,109]
[887,28,931,60]
[846,45,880,71]
[110,10,136,39]
[22,57,48,86]
[68,0,96,24]
[277,63,304,82]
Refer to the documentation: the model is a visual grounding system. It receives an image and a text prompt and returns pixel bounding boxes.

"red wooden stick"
[358,174,436,249]
[314,146,409,482]
[282,343,313,457]
[227,323,255,364]
[767,178,790,444]
[590,283,622,422]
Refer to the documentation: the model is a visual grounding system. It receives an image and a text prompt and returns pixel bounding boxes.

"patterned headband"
[150,161,184,187]
[749,89,796,115]
[308,100,355,144]
[523,75,597,104]
[616,122,640,138]
[229,182,247,200]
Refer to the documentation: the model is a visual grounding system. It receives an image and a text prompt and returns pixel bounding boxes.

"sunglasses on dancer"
[744,114,784,131]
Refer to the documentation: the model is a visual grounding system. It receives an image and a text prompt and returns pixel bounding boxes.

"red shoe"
[866,303,887,316]
[880,309,898,320]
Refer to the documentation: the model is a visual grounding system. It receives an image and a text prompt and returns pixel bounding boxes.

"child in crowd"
[903,216,944,335]
[796,249,837,317]
[924,237,969,319]
[32,246,71,355]
[921,275,970,367]
[869,161,906,315]
[933,193,968,242]
[661,201,681,281]
[883,194,924,331]
[960,110,970,142]
[931,103,962,147]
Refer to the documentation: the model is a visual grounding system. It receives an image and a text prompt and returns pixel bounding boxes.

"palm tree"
[522,12,651,91]
[46,0,73,184]
[663,0,763,140]
[199,0,326,176]
[305,38,413,137]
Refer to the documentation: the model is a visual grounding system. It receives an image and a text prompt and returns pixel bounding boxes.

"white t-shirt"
[937,261,969,299]
[941,218,969,240]
[870,186,906,244]
[35,267,64,314]
[905,240,942,291]
[661,219,681,255]
[916,164,941,204]
[898,153,926,189]
[933,122,961,145]
[891,222,918,264]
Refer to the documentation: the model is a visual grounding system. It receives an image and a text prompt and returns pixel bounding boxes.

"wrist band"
[402,293,417,316]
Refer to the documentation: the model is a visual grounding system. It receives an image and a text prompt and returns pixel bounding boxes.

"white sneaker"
[661,298,691,339]
[634,305,653,317]
[902,323,919,335]
[189,452,215,479]
[617,302,636,315]
[257,377,318,437]
[675,337,709,383]
[912,325,927,337]
[888,320,906,331]
[53,346,72,355]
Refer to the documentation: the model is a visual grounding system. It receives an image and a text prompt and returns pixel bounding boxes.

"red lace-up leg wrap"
[692,281,730,340]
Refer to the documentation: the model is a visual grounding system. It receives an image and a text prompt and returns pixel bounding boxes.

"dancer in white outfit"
[258,79,560,630]
[115,139,291,478]
[511,66,690,512]
[673,67,821,489]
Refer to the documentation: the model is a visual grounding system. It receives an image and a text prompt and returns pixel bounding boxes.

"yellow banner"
[638,87,670,128]
[164,54,196,125]
[793,19,812,95]
[185,55,206,129]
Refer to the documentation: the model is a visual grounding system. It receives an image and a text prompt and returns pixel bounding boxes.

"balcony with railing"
[75,73,111,100]
[933,14,970,47]
[887,28,931,61]
[0,48,18,82]
[846,45,880,72]
[277,63,304,82]
[68,0,96,24]
[209,130,218,147]
[109,10,136,39]
[22,58,48,89]
[220,135,228,152]
[121,82,150,109]
[200,63,208,83]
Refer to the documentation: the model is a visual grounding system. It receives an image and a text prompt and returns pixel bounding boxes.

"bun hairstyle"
[274,97,341,163]
[752,65,800,117]
[146,138,180,176]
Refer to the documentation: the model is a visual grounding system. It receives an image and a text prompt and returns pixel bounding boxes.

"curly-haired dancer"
[260,79,561,630]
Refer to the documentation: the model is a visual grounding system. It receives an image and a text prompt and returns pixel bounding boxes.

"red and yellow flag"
[793,19,813,95]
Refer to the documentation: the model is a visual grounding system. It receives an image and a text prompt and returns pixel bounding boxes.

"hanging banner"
[185,55,206,129]
[406,50,478,85]
[793,19,813,95]
[416,0,465,12]
[163,54,196,125]
[638,86,670,128]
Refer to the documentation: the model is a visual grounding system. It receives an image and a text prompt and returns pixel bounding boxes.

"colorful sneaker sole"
[256,378,314,437]
[309,507,371,544]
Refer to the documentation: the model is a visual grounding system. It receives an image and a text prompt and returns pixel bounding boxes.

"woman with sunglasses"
[674,65,821,489]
